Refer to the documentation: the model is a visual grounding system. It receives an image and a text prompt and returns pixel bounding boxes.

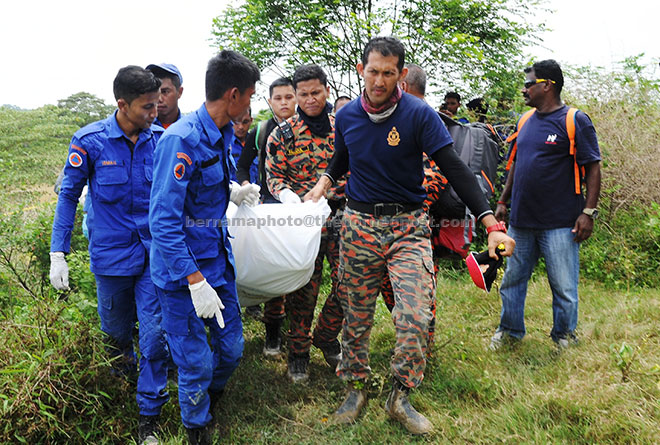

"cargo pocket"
[144,162,153,183]
[95,162,129,203]
[194,161,225,205]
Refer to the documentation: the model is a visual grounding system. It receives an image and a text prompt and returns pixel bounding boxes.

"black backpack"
[429,113,504,221]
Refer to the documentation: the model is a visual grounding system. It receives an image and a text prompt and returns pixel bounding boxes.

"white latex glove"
[230,181,260,206]
[188,279,225,328]
[278,188,302,204]
[49,252,70,291]
[80,185,88,208]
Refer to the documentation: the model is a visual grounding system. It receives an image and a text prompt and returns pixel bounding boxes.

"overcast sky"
[1,0,658,112]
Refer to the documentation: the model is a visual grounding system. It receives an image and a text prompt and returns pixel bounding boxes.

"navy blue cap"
[146,63,183,85]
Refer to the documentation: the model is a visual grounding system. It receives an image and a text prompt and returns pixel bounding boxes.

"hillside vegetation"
[0,64,659,443]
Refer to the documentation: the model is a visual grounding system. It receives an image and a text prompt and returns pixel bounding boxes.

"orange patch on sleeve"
[177,152,193,165]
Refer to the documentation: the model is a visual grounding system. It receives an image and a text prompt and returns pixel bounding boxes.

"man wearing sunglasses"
[491,59,602,351]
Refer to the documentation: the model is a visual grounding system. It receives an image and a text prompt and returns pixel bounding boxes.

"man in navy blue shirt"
[49,66,170,445]
[149,50,260,444]
[491,59,601,351]
[307,36,515,435]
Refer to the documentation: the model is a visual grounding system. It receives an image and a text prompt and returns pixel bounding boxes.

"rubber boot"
[263,319,283,357]
[209,389,224,418]
[385,378,433,435]
[186,426,211,445]
[331,381,367,424]
[312,337,341,369]
[138,414,160,445]
[287,352,310,384]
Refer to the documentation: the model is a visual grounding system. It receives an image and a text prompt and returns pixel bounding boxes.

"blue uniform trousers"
[94,266,170,416]
[156,283,243,429]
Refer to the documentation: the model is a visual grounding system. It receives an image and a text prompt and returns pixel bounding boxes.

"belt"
[347,198,423,217]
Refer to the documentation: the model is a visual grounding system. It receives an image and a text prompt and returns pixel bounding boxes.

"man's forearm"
[583,162,601,208]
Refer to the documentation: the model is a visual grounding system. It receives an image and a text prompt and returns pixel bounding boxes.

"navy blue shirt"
[149,104,236,290]
[335,93,453,204]
[510,105,601,229]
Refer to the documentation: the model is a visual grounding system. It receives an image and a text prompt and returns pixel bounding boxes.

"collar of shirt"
[107,110,153,144]
[197,103,234,148]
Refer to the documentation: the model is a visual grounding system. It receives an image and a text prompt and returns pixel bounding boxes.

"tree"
[57,92,115,127]
[211,0,546,108]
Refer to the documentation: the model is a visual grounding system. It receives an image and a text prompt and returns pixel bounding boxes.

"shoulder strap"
[505,109,536,171]
[255,120,269,153]
[566,107,583,194]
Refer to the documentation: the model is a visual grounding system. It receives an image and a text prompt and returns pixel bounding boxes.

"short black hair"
[362,37,405,72]
[269,77,294,97]
[113,66,161,104]
[525,59,564,95]
[205,50,261,102]
[444,91,461,102]
[147,66,181,89]
[292,64,327,89]
[404,63,426,96]
[466,97,488,122]
[466,97,487,114]
[334,96,351,106]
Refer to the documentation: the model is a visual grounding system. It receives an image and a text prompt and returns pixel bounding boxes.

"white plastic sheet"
[226,198,331,306]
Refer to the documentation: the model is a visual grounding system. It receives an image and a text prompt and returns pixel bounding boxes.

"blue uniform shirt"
[228,135,244,183]
[510,105,601,229]
[335,93,453,204]
[50,111,162,276]
[149,103,237,290]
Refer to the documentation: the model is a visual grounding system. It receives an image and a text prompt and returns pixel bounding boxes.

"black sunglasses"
[524,78,556,89]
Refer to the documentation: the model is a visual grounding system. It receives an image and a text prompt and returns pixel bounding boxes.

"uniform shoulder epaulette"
[151,123,165,134]
[74,119,106,139]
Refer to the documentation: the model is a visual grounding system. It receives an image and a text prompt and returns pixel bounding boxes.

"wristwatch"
[582,208,599,219]
[486,221,507,234]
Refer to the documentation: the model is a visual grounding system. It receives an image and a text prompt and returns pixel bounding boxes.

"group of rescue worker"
[51,35,608,445]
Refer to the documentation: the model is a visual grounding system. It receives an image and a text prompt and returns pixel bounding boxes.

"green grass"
[1,103,659,443]
[5,265,659,444]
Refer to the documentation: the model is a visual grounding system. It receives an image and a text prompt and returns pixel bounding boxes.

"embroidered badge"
[546,134,558,144]
[177,152,192,165]
[387,127,400,147]
[173,162,185,180]
[102,160,117,166]
[71,144,87,155]
[68,152,83,168]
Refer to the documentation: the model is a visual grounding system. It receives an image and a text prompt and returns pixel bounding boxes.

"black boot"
[263,319,283,357]
[385,378,433,435]
[287,352,309,383]
[186,426,211,445]
[209,389,224,418]
[312,337,341,369]
[138,414,160,445]
[331,381,367,424]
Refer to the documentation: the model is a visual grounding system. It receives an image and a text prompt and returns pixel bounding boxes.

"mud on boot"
[385,378,433,435]
[331,380,367,424]
[138,414,161,445]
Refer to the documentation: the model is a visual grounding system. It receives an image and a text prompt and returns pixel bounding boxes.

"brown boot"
[385,379,433,435]
[330,381,367,424]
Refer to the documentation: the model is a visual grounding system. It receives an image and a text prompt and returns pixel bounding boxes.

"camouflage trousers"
[286,213,343,355]
[336,207,435,388]
[381,260,438,350]
[263,296,285,322]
